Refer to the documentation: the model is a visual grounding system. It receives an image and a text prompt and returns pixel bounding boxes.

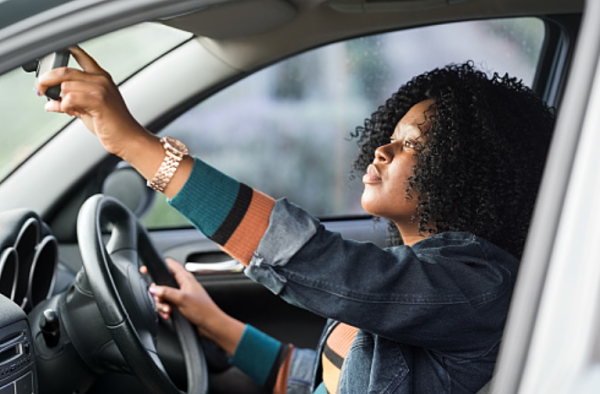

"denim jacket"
[245,199,519,394]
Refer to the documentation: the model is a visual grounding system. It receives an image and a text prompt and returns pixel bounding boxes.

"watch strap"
[147,137,188,193]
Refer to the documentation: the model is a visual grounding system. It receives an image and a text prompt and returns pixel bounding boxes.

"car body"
[0,0,598,393]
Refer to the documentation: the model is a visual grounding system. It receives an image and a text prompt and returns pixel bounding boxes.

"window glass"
[142,17,545,229]
[0,22,191,182]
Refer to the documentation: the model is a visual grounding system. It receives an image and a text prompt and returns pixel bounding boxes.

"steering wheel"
[77,194,208,394]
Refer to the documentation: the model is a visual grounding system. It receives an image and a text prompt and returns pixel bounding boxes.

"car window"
[0,22,191,182]
[140,17,546,229]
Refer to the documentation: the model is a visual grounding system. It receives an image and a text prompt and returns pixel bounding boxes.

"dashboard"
[0,210,58,312]
[0,209,67,394]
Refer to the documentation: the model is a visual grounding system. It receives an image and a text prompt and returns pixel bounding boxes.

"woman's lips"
[363,165,382,184]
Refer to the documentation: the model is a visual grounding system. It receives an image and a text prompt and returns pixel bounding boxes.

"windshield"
[0,22,191,181]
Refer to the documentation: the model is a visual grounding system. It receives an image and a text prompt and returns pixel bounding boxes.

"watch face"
[164,137,189,156]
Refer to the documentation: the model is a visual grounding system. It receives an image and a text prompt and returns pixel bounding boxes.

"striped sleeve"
[168,157,275,265]
[230,325,295,394]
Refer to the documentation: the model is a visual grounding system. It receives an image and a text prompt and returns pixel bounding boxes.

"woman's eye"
[390,138,396,144]
[404,140,415,149]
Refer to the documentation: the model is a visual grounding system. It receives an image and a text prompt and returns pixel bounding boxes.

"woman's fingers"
[39,70,114,125]
[43,99,62,113]
[144,259,214,324]
[69,46,110,76]
[140,267,173,320]
[35,47,151,160]
[149,284,178,320]
[37,67,102,97]
[44,90,88,114]
[151,283,185,306]
[154,298,172,320]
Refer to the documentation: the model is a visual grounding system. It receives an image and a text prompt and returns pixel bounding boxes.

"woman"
[39,47,555,394]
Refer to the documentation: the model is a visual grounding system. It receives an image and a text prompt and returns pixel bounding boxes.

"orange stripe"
[321,353,341,393]
[321,324,359,394]
[326,323,359,357]
[222,189,275,265]
[273,344,294,394]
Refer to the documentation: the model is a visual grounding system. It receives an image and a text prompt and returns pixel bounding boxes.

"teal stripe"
[313,382,328,394]
[230,325,282,386]
[168,157,240,237]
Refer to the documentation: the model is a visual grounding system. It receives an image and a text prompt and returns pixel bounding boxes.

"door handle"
[185,259,244,274]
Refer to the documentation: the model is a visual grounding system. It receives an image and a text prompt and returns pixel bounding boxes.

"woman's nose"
[374,144,393,163]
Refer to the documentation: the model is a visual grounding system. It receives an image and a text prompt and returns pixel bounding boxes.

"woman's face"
[361,99,434,226]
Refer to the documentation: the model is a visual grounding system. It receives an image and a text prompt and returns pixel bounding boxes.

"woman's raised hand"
[38,46,193,198]
[38,46,155,160]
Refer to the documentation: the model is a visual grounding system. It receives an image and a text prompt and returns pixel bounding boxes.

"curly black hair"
[352,62,555,258]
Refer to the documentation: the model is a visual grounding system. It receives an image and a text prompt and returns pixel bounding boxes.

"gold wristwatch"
[147,136,189,193]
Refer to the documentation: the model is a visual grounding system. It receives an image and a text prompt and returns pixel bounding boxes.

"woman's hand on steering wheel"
[143,258,245,355]
[143,259,245,356]
[143,258,222,332]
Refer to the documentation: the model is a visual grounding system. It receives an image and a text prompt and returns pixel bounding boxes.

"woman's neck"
[395,222,431,246]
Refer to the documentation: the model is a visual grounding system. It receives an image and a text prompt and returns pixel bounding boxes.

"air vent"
[329,0,473,13]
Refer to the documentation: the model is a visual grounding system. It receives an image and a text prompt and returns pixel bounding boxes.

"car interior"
[0,0,591,393]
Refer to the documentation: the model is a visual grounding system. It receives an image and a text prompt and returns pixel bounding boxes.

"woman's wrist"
[117,129,161,168]
[117,131,193,198]
[199,312,245,356]
[110,130,187,197]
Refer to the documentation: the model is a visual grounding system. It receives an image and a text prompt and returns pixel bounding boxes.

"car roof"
[162,0,584,71]
[0,0,584,75]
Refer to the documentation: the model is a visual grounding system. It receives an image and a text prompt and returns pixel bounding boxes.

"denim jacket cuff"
[287,348,318,394]
[245,199,320,294]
